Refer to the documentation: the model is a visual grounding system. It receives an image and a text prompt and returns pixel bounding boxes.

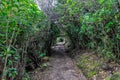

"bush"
[58,0,120,60]
[0,0,56,79]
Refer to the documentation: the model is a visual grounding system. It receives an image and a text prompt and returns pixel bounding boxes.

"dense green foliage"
[0,0,41,79]
[57,0,120,60]
[0,0,60,80]
[0,0,120,80]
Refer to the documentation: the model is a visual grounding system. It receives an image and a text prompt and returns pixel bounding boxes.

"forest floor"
[29,43,87,80]
[29,43,120,80]
[73,50,120,80]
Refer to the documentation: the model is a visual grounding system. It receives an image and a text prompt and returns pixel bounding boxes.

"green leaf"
[0,33,5,37]
[117,34,120,40]
[98,0,104,4]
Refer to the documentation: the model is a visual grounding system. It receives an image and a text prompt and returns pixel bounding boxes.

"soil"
[30,43,120,80]
[30,43,87,80]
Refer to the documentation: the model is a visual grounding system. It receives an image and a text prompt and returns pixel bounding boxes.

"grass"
[76,53,100,78]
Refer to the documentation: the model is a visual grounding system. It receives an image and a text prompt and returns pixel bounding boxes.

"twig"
[1,21,16,80]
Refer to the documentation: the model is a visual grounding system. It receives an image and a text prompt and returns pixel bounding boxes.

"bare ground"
[30,44,87,80]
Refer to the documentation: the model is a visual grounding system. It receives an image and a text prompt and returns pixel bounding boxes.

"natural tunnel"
[1,0,120,80]
[51,34,72,52]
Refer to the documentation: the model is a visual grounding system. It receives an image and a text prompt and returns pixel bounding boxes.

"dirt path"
[30,44,87,80]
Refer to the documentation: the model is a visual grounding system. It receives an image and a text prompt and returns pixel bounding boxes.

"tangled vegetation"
[0,0,59,79]
[57,0,120,60]
[0,0,120,80]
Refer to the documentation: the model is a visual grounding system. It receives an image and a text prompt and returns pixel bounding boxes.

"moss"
[76,53,100,78]
[105,76,111,80]
[87,70,97,78]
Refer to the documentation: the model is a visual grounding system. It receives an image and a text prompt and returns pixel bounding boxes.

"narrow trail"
[30,43,87,80]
